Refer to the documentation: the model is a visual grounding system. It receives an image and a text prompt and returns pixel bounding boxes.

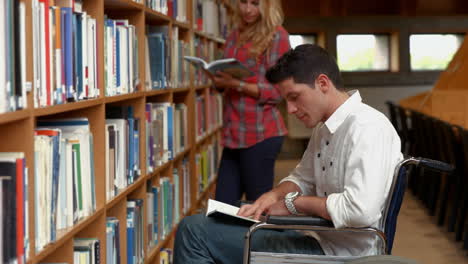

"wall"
[278,85,432,159]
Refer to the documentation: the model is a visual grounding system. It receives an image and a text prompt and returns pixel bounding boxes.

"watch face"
[286,191,299,199]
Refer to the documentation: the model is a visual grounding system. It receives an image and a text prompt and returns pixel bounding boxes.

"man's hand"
[237,191,282,220]
[265,200,290,216]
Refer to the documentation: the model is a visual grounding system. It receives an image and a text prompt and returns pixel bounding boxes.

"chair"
[243,157,454,264]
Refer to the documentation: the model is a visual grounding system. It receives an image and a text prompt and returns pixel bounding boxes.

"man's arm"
[237,181,300,220]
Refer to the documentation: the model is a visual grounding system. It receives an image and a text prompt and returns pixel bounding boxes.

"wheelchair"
[243,157,454,264]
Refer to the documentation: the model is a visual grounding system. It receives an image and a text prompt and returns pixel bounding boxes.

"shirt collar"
[324,90,362,134]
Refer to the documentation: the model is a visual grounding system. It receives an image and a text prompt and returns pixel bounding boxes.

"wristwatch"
[237,80,245,92]
[284,191,301,215]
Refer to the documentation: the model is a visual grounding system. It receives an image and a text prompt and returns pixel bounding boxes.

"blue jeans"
[215,136,284,206]
[173,214,324,264]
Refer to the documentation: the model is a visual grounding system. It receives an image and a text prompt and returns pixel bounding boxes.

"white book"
[32,0,40,108]
[183,56,254,80]
[87,18,95,98]
[0,0,7,113]
[80,12,88,99]
[39,2,47,107]
[105,124,110,200]
[205,199,259,223]
[128,25,134,93]
[65,140,74,227]
[144,36,151,91]
[106,119,127,190]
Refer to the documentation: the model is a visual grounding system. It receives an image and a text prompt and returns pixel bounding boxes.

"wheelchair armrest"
[266,215,334,227]
[418,157,454,173]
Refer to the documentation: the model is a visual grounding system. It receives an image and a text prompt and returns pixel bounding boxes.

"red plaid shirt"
[222,26,290,148]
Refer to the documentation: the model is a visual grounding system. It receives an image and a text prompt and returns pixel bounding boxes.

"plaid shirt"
[222,26,290,148]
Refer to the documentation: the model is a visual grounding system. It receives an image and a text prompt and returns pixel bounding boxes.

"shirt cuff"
[326,193,346,228]
[279,178,309,196]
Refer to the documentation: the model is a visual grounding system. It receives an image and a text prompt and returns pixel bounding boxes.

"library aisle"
[274,159,468,264]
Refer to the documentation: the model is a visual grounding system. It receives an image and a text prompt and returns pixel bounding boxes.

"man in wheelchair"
[173,44,403,264]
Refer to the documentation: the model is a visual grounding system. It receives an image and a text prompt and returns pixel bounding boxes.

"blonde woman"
[213,0,291,206]
[173,1,297,264]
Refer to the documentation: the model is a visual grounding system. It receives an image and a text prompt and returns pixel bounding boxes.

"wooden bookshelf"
[0,0,229,263]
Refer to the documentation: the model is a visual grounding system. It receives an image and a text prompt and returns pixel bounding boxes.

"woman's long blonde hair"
[233,0,284,58]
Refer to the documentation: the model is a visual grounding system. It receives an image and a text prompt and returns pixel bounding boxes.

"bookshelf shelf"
[173,20,191,30]
[194,30,226,44]
[172,87,191,93]
[34,208,106,263]
[105,174,147,210]
[0,0,230,263]
[0,109,31,125]
[196,84,210,90]
[104,0,144,10]
[104,91,145,104]
[33,98,104,117]
[145,8,172,22]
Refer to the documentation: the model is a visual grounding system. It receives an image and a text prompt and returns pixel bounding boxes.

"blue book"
[74,12,83,100]
[147,33,165,89]
[127,107,134,184]
[151,186,159,244]
[61,7,74,100]
[127,202,135,264]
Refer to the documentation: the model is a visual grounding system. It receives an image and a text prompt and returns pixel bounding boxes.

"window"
[336,34,390,71]
[410,34,464,71]
[289,34,316,49]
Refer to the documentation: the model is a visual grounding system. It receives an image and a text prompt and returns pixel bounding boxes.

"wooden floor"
[274,159,468,263]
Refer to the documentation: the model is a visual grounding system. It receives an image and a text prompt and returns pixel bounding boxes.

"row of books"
[145,102,188,173]
[106,161,189,264]
[193,36,224,86]
[147,161,190,249]
[145,25,190,90]
[127,199,145,264]
[146,0,188,23]
[0,0,28,113]
[197,140,221,197]
[193,0,229,38]
[32,0,99,108]
[34,118,96,252]
[105,106,141,201]
[159,248,173,264]
[195,92,223,140]
[0,152,28,264]
[74,238,100,264]
[104,18,140,97]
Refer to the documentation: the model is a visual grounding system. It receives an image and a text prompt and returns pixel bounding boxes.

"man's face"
[278,78,326,128]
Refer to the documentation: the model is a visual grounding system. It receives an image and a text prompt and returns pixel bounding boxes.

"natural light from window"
[289,34,316,49]
[336,34,390,71]
[410,34,464,70]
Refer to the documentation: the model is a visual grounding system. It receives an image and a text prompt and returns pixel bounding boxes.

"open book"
[206,199,259,223]
[184,56,254,79]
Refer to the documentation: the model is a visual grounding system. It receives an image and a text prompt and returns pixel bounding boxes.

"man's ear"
[316,74,332,93]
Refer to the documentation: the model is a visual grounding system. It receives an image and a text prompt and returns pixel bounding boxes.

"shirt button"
[322,166,325,171]
[326,141,329,145]
[317,153,321,158]
[330,161,333,166]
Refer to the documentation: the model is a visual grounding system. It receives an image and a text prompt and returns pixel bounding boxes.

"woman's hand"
[237,191,282,220]
[213,71,239,89]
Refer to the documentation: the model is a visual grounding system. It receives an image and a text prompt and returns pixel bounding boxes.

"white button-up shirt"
[280,90,402,256]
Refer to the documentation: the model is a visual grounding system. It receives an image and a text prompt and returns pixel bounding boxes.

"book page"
[206,199,259,223]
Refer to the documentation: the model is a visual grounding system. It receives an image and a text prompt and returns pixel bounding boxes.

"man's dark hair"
[266,44,344,90]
